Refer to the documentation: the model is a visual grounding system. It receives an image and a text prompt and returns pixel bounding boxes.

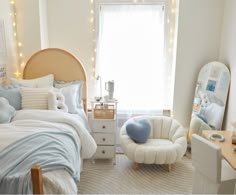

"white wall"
[14,0,96,100]
[0,0,18,83]
[15,0,42,69]
[39,0,49,49]
[46,0,95,100]
[219,0,236,130]
[173,0,224,128]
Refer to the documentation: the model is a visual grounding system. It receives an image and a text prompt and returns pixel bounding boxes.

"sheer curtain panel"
[96,2,175,115]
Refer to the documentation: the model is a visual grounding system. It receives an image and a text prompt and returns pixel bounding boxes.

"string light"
[9,0,25,78]
[14,71,21,79]
[90,0,96,81]
[163,0,178,109]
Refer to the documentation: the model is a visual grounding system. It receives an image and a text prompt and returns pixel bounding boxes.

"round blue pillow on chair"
[126,119,151,143]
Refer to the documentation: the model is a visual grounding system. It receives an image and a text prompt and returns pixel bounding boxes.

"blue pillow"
[54,80,83,109]
[0,97,16,123]
[126,119,151,143]
[0,85,21,110]
[194,113,208,123]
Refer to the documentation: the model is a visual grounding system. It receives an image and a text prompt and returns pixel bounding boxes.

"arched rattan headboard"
[23,48,87,111]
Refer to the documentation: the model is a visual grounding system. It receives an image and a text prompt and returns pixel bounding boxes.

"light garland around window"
[89,0,178,87]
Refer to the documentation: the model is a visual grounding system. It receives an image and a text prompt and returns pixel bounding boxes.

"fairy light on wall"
[9,0,24,79]
[90,0,96,81]
[165,0,179,109]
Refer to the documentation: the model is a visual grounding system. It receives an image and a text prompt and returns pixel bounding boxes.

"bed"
[0,48,97,194]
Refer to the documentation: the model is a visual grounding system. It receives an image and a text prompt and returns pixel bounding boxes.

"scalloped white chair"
[191,134,236,194]
[120,116,187,171]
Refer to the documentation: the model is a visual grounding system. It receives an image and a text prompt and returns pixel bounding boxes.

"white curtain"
[96,4,171,114]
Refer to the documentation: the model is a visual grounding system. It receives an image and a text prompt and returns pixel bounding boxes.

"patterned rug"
[78,154,193,194]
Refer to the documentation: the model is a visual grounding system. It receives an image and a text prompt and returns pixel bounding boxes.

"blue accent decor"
[208,133,225,142]
[194,113,208,123]
[0,97,16,123]
[126,119,151,143]
[0,85,21,110]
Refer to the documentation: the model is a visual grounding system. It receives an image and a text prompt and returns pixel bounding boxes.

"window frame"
[95,0,176,110]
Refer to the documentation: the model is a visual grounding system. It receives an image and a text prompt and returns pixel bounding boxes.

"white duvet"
[0,109,97,194]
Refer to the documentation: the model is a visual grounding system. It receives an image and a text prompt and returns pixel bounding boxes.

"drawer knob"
[102,150,106,154]
[102,138,106,142]
[102,125,106,129]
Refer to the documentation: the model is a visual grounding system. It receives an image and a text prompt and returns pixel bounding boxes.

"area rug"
[78,154,193,194]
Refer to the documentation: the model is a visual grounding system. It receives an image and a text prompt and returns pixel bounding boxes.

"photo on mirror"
[206,79,216,92]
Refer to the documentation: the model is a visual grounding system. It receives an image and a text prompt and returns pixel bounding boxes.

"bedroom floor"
[78,153,193,194]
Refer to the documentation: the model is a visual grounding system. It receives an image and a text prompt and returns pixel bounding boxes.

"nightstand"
[89,100,118,161]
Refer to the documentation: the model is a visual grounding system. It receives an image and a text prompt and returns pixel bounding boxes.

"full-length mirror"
[188,61,230,143]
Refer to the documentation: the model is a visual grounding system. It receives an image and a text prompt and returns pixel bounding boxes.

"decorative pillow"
[204,103,224,129]
[48,91,68,112]
[54,82,83,114]
[54,80,83,109]
[11,74,54,88]
[20,87,52,110]
[193,113,207,124]
[126,119,151,143]
[0,85,21,110]
[0,97,16,123]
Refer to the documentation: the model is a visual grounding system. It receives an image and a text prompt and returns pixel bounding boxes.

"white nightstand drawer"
[93,133,115,145]
[92,120,115,133]
[94,146,115,159]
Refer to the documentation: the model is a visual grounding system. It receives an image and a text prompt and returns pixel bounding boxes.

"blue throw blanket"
[0,130,80,194]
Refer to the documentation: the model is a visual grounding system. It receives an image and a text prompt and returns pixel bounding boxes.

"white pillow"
[54,84,79,114]
[204,103,224,129]
[20,87,52,110]
[11,74,54,88]
[48,91,68,112]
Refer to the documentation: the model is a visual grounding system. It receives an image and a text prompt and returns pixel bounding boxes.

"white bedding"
[0,110,97,194]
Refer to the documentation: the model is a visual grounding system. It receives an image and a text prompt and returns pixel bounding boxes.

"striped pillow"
[20,87,52,110]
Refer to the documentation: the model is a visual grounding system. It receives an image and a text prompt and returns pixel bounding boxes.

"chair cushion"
[120,116,187,164]
[126,119,151,143]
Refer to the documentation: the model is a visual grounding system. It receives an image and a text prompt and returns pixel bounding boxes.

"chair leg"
[133,162,139,170]
[168,164,171,172]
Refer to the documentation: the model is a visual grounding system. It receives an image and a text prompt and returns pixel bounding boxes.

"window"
[96,1,177,113]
